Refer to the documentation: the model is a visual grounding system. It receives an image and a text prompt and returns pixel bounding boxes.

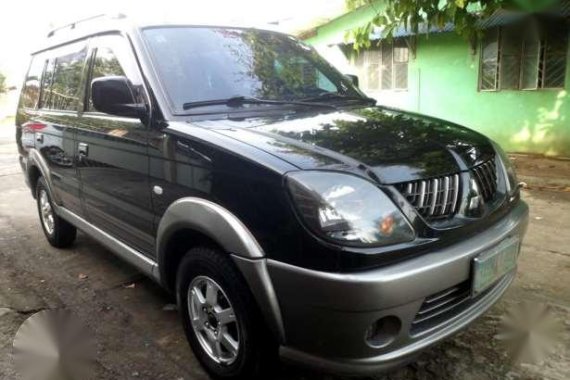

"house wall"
[305,15,570,157]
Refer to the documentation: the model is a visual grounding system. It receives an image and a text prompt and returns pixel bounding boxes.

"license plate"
[472,237,520,295]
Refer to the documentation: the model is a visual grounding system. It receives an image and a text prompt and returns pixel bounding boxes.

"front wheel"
[176,247,276,379]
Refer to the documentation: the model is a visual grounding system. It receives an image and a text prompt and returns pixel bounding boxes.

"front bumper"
[266,201,529,375]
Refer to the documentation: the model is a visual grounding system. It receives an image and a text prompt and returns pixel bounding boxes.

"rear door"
[75,34,154,255]
[27,41,88,216]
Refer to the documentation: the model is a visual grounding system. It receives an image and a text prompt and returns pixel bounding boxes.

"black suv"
[17,15,528,379]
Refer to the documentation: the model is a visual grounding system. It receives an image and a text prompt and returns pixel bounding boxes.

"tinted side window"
[39,58,56,109]
[87,35,144,112]
[88,46,126,111]
[21,55,46,109]
[43,42,88,111]
[92,47,126,78]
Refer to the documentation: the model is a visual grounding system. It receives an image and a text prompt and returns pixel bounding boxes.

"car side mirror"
[91,76,147,118]
[345,74,359,88]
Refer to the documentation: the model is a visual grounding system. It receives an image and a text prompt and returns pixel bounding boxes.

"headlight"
[286,171,415,247]
[493,142,519,194]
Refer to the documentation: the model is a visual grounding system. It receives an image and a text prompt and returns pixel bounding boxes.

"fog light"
[365,316,401,348]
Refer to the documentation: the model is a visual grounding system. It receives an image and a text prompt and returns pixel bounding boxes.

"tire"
[36,177,77,248]
[176,246,276,379]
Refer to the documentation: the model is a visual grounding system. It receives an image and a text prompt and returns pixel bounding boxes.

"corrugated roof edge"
[371,6,570,41]
[307,0,570,43]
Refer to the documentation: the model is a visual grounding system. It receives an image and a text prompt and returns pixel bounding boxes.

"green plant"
[346,0,511,50]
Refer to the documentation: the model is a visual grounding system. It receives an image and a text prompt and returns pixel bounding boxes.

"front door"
[76,34,154,255]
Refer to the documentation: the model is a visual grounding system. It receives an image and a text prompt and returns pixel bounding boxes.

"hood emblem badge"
[466,178,484,216]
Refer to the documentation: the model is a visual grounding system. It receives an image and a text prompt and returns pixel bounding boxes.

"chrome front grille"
[397,157,498,220]
[396,174,460,220]
[470,159,498,202]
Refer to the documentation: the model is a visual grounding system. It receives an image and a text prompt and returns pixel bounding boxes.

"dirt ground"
[0,122,569,380]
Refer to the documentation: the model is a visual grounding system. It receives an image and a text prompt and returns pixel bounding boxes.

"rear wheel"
[36,177,76,248]
[176,246,275,379]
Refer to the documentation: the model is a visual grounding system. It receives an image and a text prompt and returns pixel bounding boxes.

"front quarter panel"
[156,197,265,261]
[155,197,288,342]
[147,123,347,271]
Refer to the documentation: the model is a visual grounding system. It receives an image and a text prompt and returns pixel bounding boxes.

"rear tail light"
[22,121,47,131]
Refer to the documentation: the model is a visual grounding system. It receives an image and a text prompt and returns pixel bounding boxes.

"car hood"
[196,106,495,184]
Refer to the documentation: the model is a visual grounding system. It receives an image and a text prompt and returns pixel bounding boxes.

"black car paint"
[19,103,514,273]
[204,106,495,184]
[20,111,84,217]
[16,27,515,274]
[75,114,155,255]
[156,106,513,272]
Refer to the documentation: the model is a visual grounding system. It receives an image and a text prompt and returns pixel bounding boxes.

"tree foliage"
[346,0,509,50]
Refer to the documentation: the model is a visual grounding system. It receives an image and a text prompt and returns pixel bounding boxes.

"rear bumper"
[266,201,529,375]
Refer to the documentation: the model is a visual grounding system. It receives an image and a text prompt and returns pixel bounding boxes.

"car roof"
[33,13,283,55]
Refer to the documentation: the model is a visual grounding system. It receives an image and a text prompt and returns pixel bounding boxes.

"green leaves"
[346,0,507,51]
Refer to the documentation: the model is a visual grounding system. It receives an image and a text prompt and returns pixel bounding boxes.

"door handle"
[78,142,89,157]
[36,133,43,143]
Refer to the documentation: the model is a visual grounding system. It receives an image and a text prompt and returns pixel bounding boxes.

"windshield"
[142,27,365,113]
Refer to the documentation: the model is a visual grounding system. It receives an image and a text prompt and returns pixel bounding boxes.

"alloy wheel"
[188,276,240,365]
[39,189,55,235]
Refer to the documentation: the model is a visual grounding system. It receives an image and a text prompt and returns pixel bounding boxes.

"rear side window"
[21,55,46,109]
[40,59,56,109]
[40,41,88,111]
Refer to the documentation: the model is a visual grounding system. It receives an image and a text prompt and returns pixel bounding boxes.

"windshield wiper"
[301,92,376,105]
[182,95,337,111]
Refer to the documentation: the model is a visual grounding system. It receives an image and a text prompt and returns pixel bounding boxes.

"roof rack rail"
[47,13,126,38]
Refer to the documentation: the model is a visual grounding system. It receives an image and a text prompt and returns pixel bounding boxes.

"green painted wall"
[305,3,385,46]
[305,7,570,157]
